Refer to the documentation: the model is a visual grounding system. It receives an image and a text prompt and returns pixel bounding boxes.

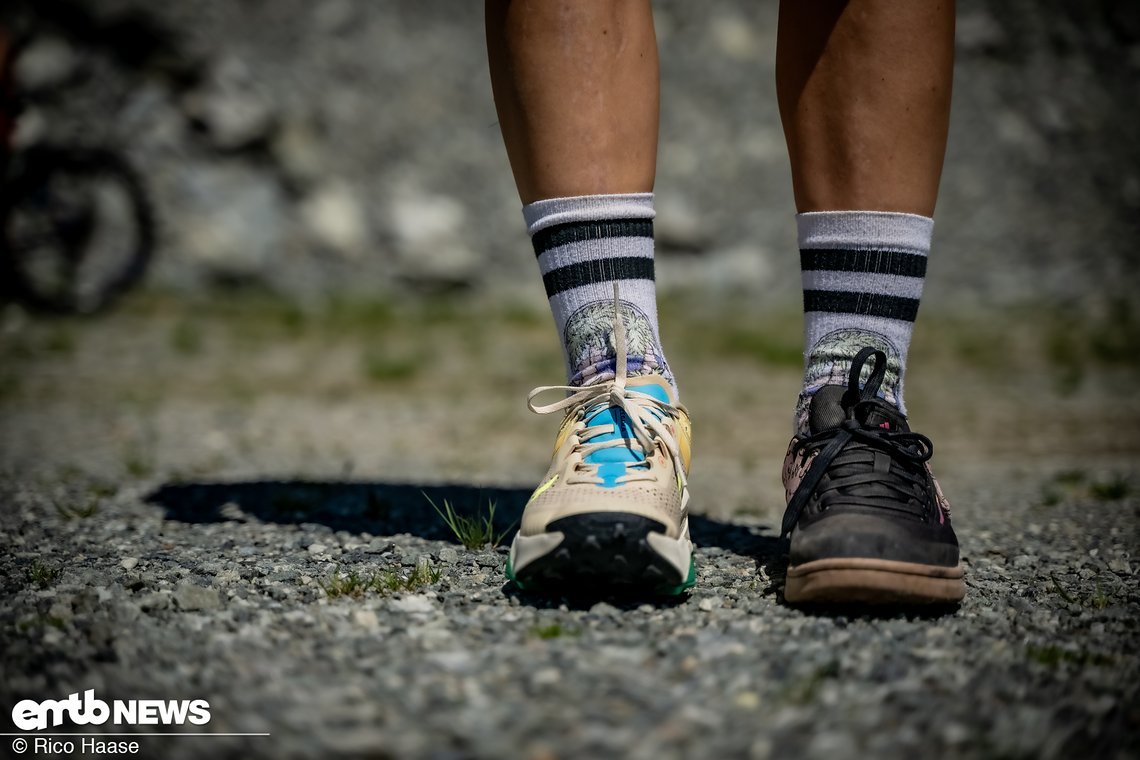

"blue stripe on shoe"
[630,382,671,405]
[583,407,642,466]
[596,462,628,488]
[580,382,671,488]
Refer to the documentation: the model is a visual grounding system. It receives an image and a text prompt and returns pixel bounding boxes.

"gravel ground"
[2,1,1138,756]
[1,297,1137,759]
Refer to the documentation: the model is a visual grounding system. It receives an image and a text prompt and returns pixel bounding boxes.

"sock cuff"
[523,193,655,236]
[797,211,933,254]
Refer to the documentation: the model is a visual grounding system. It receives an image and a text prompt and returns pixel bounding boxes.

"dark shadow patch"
[500,583,693,612]
[146,479,532,543]
[689,514,779,558]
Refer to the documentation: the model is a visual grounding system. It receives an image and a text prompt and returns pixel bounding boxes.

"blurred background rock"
[3,0,1138,314]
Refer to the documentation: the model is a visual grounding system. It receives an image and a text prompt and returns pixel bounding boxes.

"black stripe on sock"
[800,248,927,278]
[532,219,653,257]
[803,290,920,321]
[543,256,654,298]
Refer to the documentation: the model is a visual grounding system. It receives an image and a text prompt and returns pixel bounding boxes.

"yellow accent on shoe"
[529,474,559,503]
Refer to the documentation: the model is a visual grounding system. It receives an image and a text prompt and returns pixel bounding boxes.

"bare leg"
[485,0,659,204]
[488,2,695,597]
[776,0,955,215]
[484,0,674,391]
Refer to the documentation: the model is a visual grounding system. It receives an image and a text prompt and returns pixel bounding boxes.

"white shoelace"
[526,285,688,492]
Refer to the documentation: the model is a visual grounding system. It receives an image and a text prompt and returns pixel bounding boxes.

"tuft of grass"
[170,321,203,355]
[320,560,441,599]
[124,448,155,479]
[499,302,544,327]
[278,304,307,336]
[362,349,421,383]
[420,298,461,325]
[325,298,397,333]
[1087,583,1110,610]
[1049,573,1077,604]
[1026,643,1113,668]
[1090,476,1129,501]
[375,560,442,594]
[1054,470,1086,487]
[0,370,20,399]
[1054,572,1115,610]
[1042,472,1130,507]
[426,495,515,550]
[1044,319,1082,394]
[319,570,374,599]
[43,326,75,355]
[87,480,118,499]
[953,328,1009,372]
[529,623,580,640]
[1088,299,1140,366]
[26,560,61,587]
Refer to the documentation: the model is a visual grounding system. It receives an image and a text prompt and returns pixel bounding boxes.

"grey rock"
[587,602,621,618]
[47,601,73,625]
[15,36,79,92]
[299,181,369,259]
[171,164,289,279]
[389,595,436,615]
[174,583,221,612]
[388,191,481,290]
[698,596,724,612]
[656,196,710,253]
[137,592,171,613]
[475,553,500,569]
[219,502,250,522]
[183,57,277,151]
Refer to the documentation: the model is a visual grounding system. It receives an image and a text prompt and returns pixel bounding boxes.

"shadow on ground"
[148,479,534,542]
[147,478,779,557]
[147,480,959,617]
[148,478,787,609]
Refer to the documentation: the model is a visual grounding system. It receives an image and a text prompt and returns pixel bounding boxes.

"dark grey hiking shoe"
[780,347,965,604]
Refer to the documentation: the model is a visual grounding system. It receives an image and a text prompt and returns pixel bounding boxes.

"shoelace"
[780,347,933,538]
[527,284,688,492]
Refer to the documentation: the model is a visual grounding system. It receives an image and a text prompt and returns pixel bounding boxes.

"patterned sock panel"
[523,193,675,392]
[795,210,933,436]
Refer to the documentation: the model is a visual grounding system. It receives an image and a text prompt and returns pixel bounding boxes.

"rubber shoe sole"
[506,512,695,596]
[784,557,965,605]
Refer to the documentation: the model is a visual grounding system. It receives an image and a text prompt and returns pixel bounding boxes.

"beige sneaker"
[505,291,695,595]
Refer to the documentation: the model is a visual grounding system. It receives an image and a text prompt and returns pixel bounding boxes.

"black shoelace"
[780,348,934,539]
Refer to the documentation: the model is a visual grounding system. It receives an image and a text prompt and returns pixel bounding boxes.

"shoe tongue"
[808,386,849,434]
[581,404,647,467]
[808,385,909,434]
[579,378,670,466]
[584,403,634,436]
